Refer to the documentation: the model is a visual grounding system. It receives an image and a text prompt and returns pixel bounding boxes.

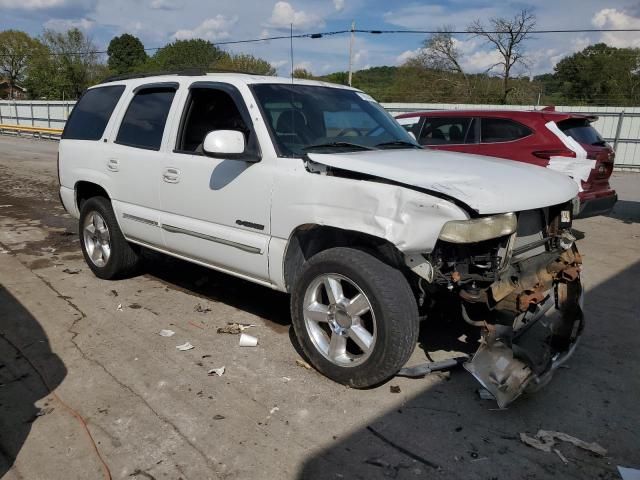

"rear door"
[471,117,536,162]
[158,81,272,283]
[107,83,178,247]
[417,116,480,153]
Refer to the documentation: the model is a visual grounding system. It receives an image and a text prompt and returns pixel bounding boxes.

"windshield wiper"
[302,142,377,152]
[375,140,422,149]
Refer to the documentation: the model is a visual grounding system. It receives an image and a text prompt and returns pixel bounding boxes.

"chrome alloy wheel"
[83,211,111,267]
[303,273,377,367]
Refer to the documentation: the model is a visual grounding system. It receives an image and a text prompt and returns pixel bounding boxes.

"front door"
[158,82,273,282]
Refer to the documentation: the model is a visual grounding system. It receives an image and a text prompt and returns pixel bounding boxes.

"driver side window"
[176,87,248,154]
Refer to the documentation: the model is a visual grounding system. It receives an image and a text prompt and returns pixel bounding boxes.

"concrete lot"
[0,135,638,480]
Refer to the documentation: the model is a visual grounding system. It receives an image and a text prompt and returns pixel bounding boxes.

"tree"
[550,43,640,105]
[419,27,465,74]
[152,39,227,71]
[24,28,102,99]
[293,68,314,79]
[468,9,536,104]
[107,33,147,75]
[216,53,276,75]
[0,30,44,98]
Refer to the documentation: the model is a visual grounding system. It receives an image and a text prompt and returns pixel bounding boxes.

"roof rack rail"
[100,68,271,84]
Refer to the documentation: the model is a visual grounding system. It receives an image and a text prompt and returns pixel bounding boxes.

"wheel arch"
[282,224,407,293]
[75,181,112,210]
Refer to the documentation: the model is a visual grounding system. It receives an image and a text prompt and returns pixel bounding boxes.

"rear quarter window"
[115,87,176,150]
[480,118,532,143]
[62,85,125,140]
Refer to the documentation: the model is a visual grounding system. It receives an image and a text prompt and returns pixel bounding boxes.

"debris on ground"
[176,342,194,351]
[618,466,640,480]
[238,333,258,347]
[207,366,225,376]
[216,322,256,334]
[128,303,142,309]
[62,268,80,274]
[519,430,607,456]
[282,376,291,382]
[0,248,9,254]
[296,359,312,370]
[194,303,212,313]
[390,385,401,393]
[159,329,175,337]
[554,448,569,465]
[117,304,123,311]
[213,414,225,420]
[270,406,279,414]
[188,321,205,330]
[109,289,118,297]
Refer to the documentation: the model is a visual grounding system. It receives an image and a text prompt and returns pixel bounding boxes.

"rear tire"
[79,196,140,279]
[291,247,418,388]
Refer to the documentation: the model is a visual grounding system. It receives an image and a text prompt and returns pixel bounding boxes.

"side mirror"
[203,130,246,158]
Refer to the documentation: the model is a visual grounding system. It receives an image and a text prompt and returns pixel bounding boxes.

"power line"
[2,27,640,58]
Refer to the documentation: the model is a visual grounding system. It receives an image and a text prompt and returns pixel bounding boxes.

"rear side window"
[116,88,176,150]
[62,85,125,140]
[557,119,606,147]
[480,118,531,143]
[420,117,476,145]
[396,116,423,138]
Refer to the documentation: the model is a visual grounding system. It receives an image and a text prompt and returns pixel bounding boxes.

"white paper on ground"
[208,366,225,376]
[545,121,596,192]
[176,342,194,351]
[159,329,175,337]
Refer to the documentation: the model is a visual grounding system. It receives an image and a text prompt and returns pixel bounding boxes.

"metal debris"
[519,430,607,456]
[216,322,256,334]
[176,342,194,351]
[208,366,225,377]
[159,329,175,337]
[62,268,80,274]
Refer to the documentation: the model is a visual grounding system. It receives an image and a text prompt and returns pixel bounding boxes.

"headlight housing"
[438,212,517,244]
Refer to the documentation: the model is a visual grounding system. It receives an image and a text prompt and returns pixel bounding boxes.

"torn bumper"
[463,254,585,408]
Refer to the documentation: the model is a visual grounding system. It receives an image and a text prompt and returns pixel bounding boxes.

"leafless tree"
[468,9,536,104]
[420,26,465,75]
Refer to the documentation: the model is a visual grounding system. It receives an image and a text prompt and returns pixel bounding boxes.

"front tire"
[291,247,419,388]
[79,196,140,279]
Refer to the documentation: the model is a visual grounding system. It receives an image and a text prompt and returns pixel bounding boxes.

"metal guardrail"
[0,123,63,139]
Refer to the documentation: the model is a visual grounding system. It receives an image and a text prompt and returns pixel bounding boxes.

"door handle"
[162,167,180,183]
[107,158,119,172]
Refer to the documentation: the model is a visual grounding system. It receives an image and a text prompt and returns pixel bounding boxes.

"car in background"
[395,108,617,218]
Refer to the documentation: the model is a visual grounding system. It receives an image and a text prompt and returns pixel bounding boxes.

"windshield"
[250,84,420,157]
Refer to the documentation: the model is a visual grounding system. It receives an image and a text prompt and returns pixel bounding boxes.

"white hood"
[308,149,578,214]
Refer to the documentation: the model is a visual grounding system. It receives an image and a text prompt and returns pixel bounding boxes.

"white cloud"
[267,1,325,30]
[150,0,181,10]
[0,0,67,9]
[172,14,238,41]
[333,0,344,12]
[592,8,640,48]
[44,17,95,31]
[395,48,421,65]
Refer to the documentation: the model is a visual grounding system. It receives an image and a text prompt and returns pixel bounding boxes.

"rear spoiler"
[541,106,598,124]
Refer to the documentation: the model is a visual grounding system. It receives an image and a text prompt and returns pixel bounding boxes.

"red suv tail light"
[532,149,576,160]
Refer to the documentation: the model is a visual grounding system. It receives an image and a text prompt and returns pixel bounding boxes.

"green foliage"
[107,34,148,75]
[292,68,314,79]
[216,53,276,75]
[544,43,640,105]
[0,30,45,98]
[24,28,102,99]
[151,39,227,71]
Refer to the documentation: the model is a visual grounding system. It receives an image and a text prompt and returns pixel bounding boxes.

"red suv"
[395,108,617,218]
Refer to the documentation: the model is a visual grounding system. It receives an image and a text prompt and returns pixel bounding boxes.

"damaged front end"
[417,202,584,408]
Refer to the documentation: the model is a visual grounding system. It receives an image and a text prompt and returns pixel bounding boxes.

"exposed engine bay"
[418,202,584,408]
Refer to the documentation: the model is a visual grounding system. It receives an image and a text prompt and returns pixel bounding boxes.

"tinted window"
[420,117,476,145]
[396,116,423,138]
[480,118,531,143]
[116,88,176,150]
[557,119,606,147]
[62,85,125,140]
[176,88,248,153]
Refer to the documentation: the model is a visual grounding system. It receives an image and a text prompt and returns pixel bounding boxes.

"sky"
[2,0,640,77]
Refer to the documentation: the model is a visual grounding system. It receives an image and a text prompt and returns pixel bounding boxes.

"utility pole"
[348,20,355,87]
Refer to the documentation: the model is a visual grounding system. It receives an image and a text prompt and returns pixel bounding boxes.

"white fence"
[1,100,638,169]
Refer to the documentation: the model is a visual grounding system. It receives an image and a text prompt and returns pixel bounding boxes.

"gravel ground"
[0,135,638,480]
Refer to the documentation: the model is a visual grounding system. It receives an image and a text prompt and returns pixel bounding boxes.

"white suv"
[58,73,584,407]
